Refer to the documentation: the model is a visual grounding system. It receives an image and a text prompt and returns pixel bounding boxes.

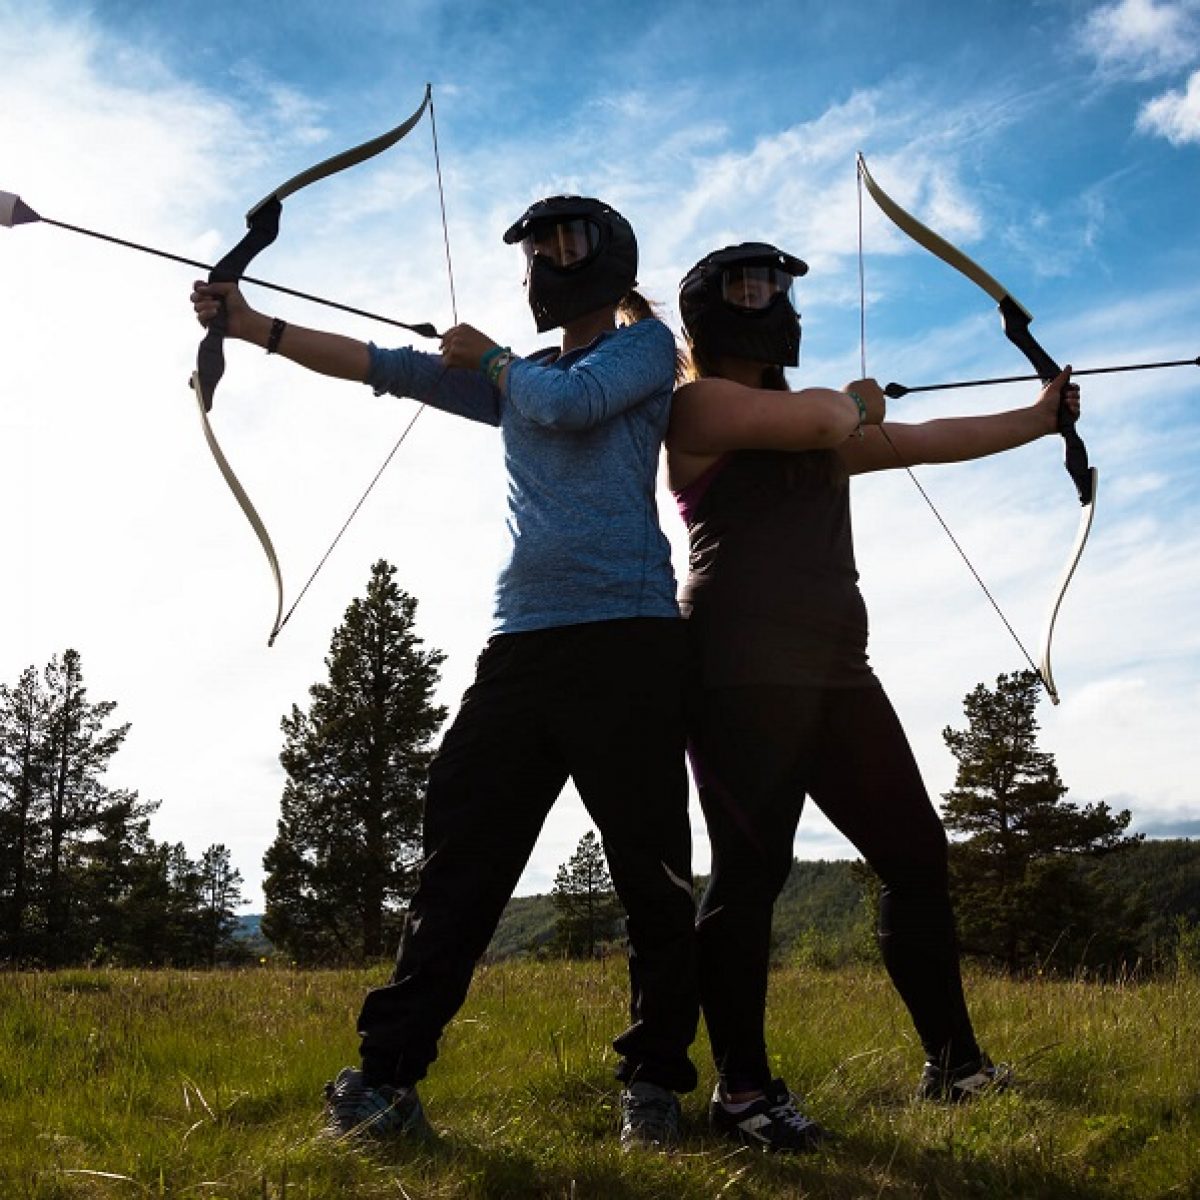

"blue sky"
[2,0,1198,909]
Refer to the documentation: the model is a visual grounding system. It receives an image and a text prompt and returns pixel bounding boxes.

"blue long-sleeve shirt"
[366,317,680,634]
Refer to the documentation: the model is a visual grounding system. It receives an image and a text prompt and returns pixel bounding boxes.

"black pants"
[357,618,699,1093]
[689,683,980,1094]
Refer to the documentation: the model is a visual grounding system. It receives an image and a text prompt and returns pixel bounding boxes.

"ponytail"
[618,289,689,383]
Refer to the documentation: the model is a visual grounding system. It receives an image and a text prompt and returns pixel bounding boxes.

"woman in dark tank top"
[667,242,1082,1151]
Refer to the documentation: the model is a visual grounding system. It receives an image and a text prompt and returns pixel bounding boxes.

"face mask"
[680,243,808,367]
[503,197,638,332]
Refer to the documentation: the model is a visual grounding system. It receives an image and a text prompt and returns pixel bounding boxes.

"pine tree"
[942,670,1141,973]
[262,561,446,963]
[0,651,138,964]
[72,789,161,962]
[0,667,51,961]
[42,650,133,963]
[550,831,624,958]
[195,845,246,966]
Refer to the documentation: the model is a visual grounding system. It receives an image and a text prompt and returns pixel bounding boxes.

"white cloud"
[1080,0,1200,81]
[1136,66,1200,142]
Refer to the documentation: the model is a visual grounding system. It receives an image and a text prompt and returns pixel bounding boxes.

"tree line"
[5,561,1194,975]
[0,650,247,966]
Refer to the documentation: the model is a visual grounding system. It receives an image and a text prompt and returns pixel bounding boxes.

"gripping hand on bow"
[192,280,256,340]
[1034,366,1081,436]
[841,377,887,427]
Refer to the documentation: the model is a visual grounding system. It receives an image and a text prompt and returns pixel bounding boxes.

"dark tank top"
[675,448,878,689]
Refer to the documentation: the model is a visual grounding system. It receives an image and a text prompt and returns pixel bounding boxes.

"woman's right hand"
[843,378,886,427]
[191,280,254,339]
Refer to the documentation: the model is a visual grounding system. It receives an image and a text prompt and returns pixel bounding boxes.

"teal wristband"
[479,345,509,375]
[486,349,514,386]
[848,389,867,437]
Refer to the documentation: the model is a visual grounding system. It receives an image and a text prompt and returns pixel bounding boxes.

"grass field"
[2,958,1196,1198]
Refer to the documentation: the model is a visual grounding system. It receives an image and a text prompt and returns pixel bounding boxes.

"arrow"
[885,355,1199,398]
[0,190,440,339]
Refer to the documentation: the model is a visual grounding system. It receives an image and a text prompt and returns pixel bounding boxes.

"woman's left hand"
[440,323,498,370]
[1035,366,1081,434]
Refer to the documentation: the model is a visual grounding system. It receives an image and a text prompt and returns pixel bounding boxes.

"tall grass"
[2,959,1196,1198]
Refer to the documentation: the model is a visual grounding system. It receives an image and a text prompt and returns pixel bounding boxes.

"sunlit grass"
[1,961,1196,1197]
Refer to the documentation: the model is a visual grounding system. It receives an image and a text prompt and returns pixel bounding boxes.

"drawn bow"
[857,154,1099,704]
[191,84,441,646]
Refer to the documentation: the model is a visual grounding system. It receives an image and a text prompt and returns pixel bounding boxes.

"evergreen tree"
[0,651,137,964]
[550,831,624,957]
[72,789,161,962]
[0,667,51,961]
[262,561,446,963]
[942,670,1141,973]
[42,650,132,963]
[195,845,246,966]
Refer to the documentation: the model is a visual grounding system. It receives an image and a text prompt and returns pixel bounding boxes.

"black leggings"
[689,683,980,1094]
[357,618,699,1093]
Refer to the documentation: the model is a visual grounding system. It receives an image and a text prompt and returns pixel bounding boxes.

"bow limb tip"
[189,369,214,415]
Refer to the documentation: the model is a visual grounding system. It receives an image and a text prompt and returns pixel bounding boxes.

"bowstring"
[274,88,458,641]
[854,157,1041,679]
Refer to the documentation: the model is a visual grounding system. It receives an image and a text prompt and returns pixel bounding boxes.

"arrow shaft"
[886,356,1199,398]
[30,214,439,337]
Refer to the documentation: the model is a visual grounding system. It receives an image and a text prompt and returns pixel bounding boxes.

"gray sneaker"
[323,1066,434,1142]
[620,1081,681,1151]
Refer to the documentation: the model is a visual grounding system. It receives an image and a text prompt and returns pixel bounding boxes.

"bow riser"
[997,296,1094,506]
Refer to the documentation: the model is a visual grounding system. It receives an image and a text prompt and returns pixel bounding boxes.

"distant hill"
[1088,837,1200,957]
[487,839,1200,962]
[242,839,1200,965]
[487,857,873,961]
[232,914,273,959]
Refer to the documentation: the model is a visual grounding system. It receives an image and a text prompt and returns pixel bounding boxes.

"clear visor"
[720,265,793,312]
[521,218,601,270]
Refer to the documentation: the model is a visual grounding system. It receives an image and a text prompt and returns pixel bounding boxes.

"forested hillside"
[486,840,1200,965]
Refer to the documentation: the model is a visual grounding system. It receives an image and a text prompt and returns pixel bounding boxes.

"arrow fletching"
[0,192,41,227]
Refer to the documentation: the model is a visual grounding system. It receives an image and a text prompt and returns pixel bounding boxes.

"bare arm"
[839,367,1080,475]
[192,280,372,381]
[666,375,886,489]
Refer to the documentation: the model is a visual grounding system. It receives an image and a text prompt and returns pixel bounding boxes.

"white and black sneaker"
[709,1078,828,1152]
[916,1054,1013,1103]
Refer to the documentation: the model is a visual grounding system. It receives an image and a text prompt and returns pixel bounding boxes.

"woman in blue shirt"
[192,196,698,1149]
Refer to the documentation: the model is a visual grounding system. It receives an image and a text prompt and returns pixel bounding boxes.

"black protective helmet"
[503,195,638,332]
[679,242,808,367]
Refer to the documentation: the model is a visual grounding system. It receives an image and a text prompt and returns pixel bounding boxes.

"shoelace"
[768,1095,817,1132]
